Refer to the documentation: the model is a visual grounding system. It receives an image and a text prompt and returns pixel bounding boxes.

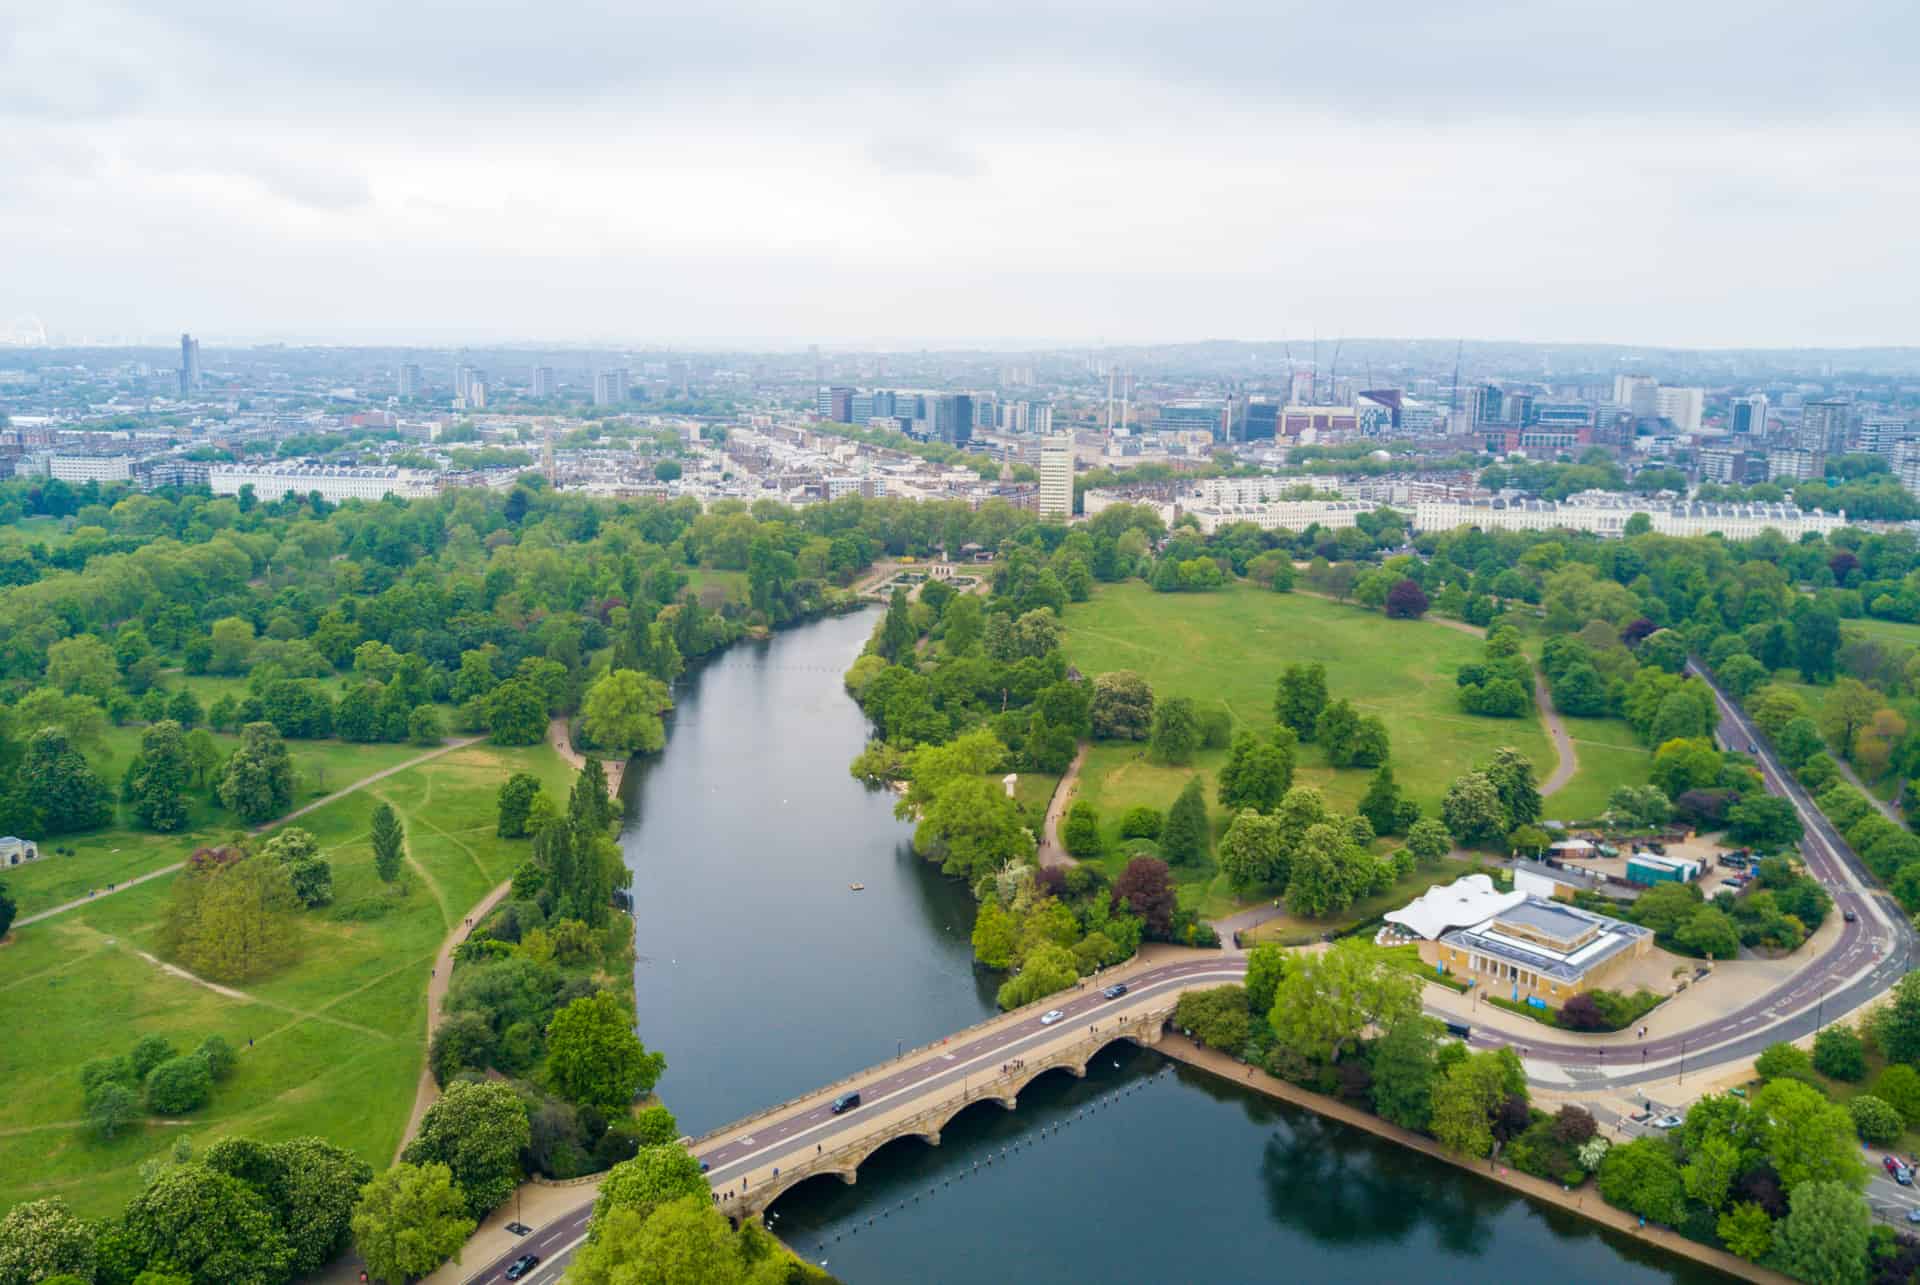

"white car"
[1651,1114,1684,1130]
[1040,1010,1065,1025]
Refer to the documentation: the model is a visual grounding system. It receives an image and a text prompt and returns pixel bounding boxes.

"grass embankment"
[1550,715,1655,823]
[1237,859,1477,945]
[0,742,576,1219]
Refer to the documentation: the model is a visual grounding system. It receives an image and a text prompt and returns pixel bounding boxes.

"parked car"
[1040,1009,1065,1025]
[1104,983,1129,999]
[1883,1155,1913,1185]
[506,1255,541,1281]
[1652,1114,1684,1130]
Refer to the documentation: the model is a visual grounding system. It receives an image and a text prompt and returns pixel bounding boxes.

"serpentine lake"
[623,608,1724,1284]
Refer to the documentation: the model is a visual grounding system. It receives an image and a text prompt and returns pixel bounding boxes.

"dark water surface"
[623,610,1725,1284]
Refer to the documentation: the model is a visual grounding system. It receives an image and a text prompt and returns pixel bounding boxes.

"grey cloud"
[867,137,984,178]
[138,141,372,212]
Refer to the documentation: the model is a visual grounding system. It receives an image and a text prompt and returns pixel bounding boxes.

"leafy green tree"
[195,1034,237,1080]
[914,776,1033,881]
[1268,939,1420,1064]
[1676,906,1740,959]
[582,669,672,756]
[18,726,112,834]
[401,1080,532,1218]
[1060,800,1103,856]
[1681,1135,1741,1211]
[87,1079,139,1138]
[1117,805,1162,839]
[1275,662,1328,739]
[997,942,1079,1009]
[1370,1017,1443,1132]
[1406,817,1452,864]
[1089,670,1154,740]
[208,616,257,675]
[124,719,192,832]
[407,704,445,746]
[877,587,918,661]
[1159,777,1209,865]
[0,881,14,941]
[121,1163,295,1285]
[1753,1077,1868,1193]
[1716,1202,1774,1261]
[1754,1041,1816,1083]
[1771,1180,1869,1285]
[1431,1048,1524,1157]
[1726,795,1802,849]
[1812,1025,1867,1082]
[369,802,405,883]
[1848,1094,1902,1144]
[496,773,544,838]
[546,990,666,1112]
[0,1198,98,1285]
[1150,696,1200,764]
[1244,942,1287,1017]
[1875,972,1920,1064]
[46,633,119,699]
[1358,765,1406,836]
[1218,810,1287,892]
[217,722,295,823]
[1217,731,1292,813]
[131,1033,179,1080]
[352,1162,477,1285]
[145,1054,214,1114]
[1598,1137,1687,1224]
[1875,1063,1920,1125]
[484,679,548,746]
[592,1146,710,1230]
[1174,985,1251,1051]
[1483,747,1541,827]
[1441,771,1507,845]
[164,855,300,982]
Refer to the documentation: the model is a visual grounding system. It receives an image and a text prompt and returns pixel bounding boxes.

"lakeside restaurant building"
[1385,874,1653,1004]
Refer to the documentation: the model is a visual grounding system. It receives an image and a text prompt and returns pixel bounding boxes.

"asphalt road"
[459,662,1920,1281]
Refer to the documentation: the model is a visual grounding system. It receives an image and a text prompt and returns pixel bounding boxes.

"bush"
[1754,1041,1816,1083]
[194,1035,237,1081]
[1061,802,1103,857]
[130,1034,178,1081]
[1812,1025,1867,1082]
[1117,806,1163,840]
[1849,1094,1904,1145]
[144,1055,214,1114]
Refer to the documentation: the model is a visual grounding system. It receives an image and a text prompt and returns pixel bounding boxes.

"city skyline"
[4,1,1917,349]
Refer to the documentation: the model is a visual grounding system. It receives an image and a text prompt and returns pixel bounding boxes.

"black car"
[505,1253,541,1280]
[832,1091,861,1114]
[1844,909,1859,923]
[1103,983,1129,999]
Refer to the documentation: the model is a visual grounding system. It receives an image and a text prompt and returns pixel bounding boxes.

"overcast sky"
[3,1,1915,349]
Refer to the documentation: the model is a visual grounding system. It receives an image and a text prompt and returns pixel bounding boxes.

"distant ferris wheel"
[3,315,48,346]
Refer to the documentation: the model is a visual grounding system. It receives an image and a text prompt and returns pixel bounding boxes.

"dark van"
[832,1092,861,1114]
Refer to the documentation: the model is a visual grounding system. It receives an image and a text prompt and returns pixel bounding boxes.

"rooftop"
[1383,874,1525,942]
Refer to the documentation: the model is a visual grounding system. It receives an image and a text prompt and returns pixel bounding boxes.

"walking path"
[16,736,484,929]
[1035,742,1089,869]
[395,877,516,1161]
[1158,1034,1788,1285]
[547,717,624,797]
[1832,753,1905,826]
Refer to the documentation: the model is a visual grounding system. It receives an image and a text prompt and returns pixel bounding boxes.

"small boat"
[848,882,866,892]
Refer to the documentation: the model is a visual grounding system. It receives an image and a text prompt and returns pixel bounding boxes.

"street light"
[1679,1038,1687,1085]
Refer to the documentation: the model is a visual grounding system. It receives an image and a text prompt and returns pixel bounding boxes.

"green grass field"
[1843,617,1920,650]
[0,741,577,1219]
[1061,582,1558,819]
[1549,715,1655,822]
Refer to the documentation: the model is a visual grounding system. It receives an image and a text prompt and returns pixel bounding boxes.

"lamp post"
[1678,1038,1687,1085]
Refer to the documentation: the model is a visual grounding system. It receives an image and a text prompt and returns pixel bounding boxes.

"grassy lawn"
[1548,715,1655,823]
[686,569,750,603]
[1240,857,1477,946]
[1843,617,1920,651]
[1060,579,1556,826]
[0,742,577,1219]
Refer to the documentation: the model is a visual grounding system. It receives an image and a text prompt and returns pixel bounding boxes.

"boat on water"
[848,882,865,891]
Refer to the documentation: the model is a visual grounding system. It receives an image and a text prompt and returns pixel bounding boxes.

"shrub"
[194,1035,237,1081]
[1754,1041,1816,1083]
[130,1034,178,1081]
[1117,806,1163,840]
[1811,1025,1867,1082]
[1849,1094,1903,1145]
[1061,802,1103,857]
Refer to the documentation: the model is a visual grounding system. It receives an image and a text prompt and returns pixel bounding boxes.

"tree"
[217,722,295,823]
[1150,696,1200,764]
[581,669,672,756]
[165,855,300,982]
[1174,985,1251,1051]
[545,990,666,1112]
[1775,716,1825,769]
[1118,805,1162,839]
[1275,663,1328,739]
[485,679,548,746]
[1681,1135,1741,1211]
[1726,795,1801,849]
[914,776,1033,882]
[408,704,445,746]
[352,1162,477,1285]
[1771,1180,1869,1285]
[1089,670,1154,740]
[997,941,1079,1008]
[1875,972,1920,1064]
[125,719,192,832]
[1384,578,1429,619]
[184,726,221,789]
[1676,906,1740,959]
[496,773,543,838]
[1112,857,1177,938]
[1813,1025,1867,1082]
[1431,1048,1525,1158]
[1441,771,1506,845]
[1406,817,1451,864]
[1160,777,1209,865]
[1244,942,1287,1016]
[47,633,119,699]
[208,616,257,675]
[593,1146,710,1230]
[1755,1041,1815,1083]
[1358,765,1406,836]
[1370,1017,1443,1132]
[1717,1202,1774,1262]
[0,880,14,941]
[370,802,405,884]
[1791,599,1842,684]
[132,1033,179,1079]
[1607,784,1672,828]
[1060,801,1103,857]
[17,726,112,834]
[1268,939,1420,1065]
[145,1054,213,1114]
[401,1080,532,1218]
[1753,1077,1868,1193]
[1598,1137,1687,1224]
[1848,1094,1902,1144]
[1218,732,1292,813]
[1218,810,1287,892]
[87,1079,139,1138]
[1877,1063,1920,1125]
[1483,747,1541,827]
[0,1198,97,1285]
[122,1163,295,1285]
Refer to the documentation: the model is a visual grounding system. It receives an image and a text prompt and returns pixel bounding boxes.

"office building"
[454,365,475,402]
[531,366,557,399]
[1655,387,1704,433]
[1799,399,1851,454]
[1730,394,1769,435]
[1243,398,1282,441]
[177,333,200,396]
[1767,448,1823,482]
[594,369,629,407]
[467,379,487,409]
[397,363,423,399]
[1038,435,1074,519]
[816,386,854,422]
[1532,401,1595,430]
[929,393,974,446]
[1698,448,1765,486]
[1613,375,1658,416]
[1158,399,1230,439]
[1859,416,1913,458]
[1471,384,1505,425]
[134,457,212,491]
[1894,441,1920,497]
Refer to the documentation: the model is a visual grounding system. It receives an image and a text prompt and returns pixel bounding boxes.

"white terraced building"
[209,464,440,504]
[1414,494,1846,541]
[1181,498,1377,535]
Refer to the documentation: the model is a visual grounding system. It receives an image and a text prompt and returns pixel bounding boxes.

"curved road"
[457,663,1918,1283]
